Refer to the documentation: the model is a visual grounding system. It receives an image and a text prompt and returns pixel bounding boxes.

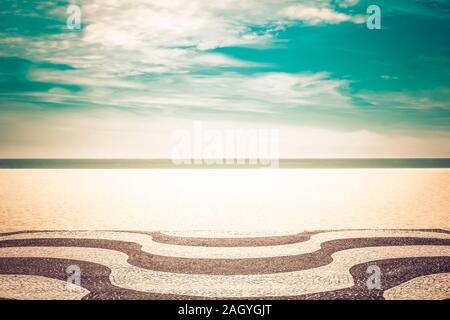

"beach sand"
[0,169,449,232]
[0,169,449,300]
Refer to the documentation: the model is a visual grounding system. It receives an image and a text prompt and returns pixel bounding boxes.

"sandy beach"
[0,169,449,300]
[0,169,449,232]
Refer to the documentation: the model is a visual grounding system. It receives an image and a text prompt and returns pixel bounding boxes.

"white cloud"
[359,88,450,110]
[14,0,356,117]
[25,70,352,114]
[281,4,363,25]
[335,0,360,9]
[28,68,144,89]
[3,0,365,77]
[0,0,365,138]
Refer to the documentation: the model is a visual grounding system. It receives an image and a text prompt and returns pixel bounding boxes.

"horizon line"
[1,158,450,169]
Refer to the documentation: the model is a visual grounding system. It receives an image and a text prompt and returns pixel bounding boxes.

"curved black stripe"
[0,237,449,275]
[0,256,448,300]
[147,231,317,247]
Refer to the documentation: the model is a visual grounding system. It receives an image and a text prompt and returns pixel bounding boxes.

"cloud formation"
[1,0,365,74]
[1,0,449,157]
[1,0,363,116]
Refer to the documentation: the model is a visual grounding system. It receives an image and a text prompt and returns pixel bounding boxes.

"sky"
[0,0,449,158]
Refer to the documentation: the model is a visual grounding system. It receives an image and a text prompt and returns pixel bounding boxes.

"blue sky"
[0,0,449,157]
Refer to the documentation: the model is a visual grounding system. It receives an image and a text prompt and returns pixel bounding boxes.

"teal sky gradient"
[0,0,449,157]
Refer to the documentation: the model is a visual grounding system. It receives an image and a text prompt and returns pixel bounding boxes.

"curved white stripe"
[1,230,449,259]
[0,275,89,300]
[384,273,450,300]
[0,246,449,297]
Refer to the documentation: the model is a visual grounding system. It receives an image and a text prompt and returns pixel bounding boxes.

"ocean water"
[0,168,449,232]
[1,159,450,168]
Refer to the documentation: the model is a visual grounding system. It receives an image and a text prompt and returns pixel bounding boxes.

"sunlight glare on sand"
[0,169,449,232]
